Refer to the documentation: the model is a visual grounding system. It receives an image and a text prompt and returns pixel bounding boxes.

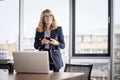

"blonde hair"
[36,9,57,32]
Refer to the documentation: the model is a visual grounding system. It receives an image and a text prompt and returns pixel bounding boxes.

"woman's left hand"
[50,39,58,46]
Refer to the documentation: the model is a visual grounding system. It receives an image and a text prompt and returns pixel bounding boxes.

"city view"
[0,31,115,59]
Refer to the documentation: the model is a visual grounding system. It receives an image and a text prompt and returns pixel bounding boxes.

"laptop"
[13,51,52,73]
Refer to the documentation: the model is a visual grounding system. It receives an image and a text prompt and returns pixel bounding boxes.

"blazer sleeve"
[57,27,65,49]
[34,31,43,50]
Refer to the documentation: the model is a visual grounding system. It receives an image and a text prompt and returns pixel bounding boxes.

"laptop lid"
[13,51,50,73]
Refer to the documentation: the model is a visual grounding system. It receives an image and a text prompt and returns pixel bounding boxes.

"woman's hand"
[41,38,50,44]
[50,39,58,46]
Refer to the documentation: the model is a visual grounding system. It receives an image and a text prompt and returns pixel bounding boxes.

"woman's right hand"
[41,38,50,44]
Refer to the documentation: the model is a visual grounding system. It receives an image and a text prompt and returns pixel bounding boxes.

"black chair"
[64,64,93,80]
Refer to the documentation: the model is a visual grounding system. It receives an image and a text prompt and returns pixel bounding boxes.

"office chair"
[64,64,93,80]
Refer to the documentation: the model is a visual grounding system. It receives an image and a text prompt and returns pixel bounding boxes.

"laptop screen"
[13,51,51,73]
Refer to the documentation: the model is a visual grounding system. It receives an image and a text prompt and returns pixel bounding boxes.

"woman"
[34,9,65,72]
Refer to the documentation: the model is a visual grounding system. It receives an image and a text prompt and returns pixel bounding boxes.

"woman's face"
[44,13,53,25]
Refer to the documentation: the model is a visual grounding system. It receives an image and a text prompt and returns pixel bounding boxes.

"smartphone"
[45,37,52,41]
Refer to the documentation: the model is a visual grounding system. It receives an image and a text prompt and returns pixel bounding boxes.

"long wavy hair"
[36,9,57,32]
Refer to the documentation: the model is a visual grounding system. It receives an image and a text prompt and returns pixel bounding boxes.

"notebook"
[13,51,52,73]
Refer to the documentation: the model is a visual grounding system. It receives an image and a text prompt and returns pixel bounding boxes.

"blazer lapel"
[39,32,44,39]
[50,30,55,38]
[50,29,58,39]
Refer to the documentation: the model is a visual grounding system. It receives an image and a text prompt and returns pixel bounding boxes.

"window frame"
[72,0,111,57]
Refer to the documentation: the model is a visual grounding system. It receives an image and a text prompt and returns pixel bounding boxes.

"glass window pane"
[75,0,108,54]
[113,0,120,79]
[23,0,69,64]
[0,0,19,59]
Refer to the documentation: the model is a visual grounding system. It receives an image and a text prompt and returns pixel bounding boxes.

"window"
[72,0,111,57]
[23,0,69,63]
[0,0,19,59]
[113,0,120,79]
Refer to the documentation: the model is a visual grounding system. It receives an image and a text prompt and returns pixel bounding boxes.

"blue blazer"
[34,27,65,70]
